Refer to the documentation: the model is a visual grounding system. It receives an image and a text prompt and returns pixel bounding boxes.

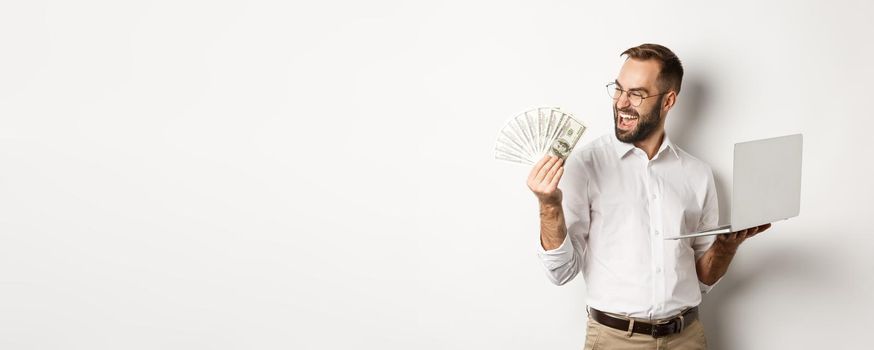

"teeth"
[620,114,638,120]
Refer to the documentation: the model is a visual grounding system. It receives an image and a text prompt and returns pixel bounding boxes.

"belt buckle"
[650,319,667,338]
[651,324,670,338]
[651,315,683,338]
[650,325,660,338]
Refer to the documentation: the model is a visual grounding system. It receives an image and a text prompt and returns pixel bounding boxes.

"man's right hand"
[527,155,565,207]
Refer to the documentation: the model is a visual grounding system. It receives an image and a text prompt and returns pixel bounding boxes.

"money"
[548,116,586,160]
[494,107,587,165]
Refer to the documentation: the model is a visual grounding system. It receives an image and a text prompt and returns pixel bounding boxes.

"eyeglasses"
[605,82,670,107]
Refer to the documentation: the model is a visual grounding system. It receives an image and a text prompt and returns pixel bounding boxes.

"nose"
[615,90,632,109]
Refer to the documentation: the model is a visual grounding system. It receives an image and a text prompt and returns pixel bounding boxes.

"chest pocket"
[660,180,703,235]
[589,192,650,257]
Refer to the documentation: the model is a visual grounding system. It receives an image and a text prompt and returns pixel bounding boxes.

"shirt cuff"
[537,233,574,270]
[699,276,723,294]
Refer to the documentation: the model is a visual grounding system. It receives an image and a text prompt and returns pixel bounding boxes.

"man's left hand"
[716,223,772,253]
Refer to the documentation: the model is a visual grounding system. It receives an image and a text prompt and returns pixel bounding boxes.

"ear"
[662,91,677,113]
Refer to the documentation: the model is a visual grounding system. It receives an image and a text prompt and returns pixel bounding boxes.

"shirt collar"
[611,134,636,158]
[611,133,681,160]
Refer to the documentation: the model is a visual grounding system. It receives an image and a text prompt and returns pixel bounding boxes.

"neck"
[633,128,666,160]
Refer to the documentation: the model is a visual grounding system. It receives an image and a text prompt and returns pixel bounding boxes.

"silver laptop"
[664,134,803,240]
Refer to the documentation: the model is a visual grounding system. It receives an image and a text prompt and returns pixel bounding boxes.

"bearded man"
[527,43,771,349]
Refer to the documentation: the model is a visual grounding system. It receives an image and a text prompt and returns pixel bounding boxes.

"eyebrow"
[614,80,650,94]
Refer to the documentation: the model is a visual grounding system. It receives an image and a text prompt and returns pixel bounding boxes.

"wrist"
[539,200,562,212]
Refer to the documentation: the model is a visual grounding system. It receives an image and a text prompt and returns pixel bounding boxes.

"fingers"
[528,156,551,182]
[717,223,773,250]
[534,156,561,183]
[526,156,564,205]
[533,156,557,182]
[547,166,564,189]
[733,226,761,240]
[721,227,753,244]
[543,157,563,183]
[746,223,771,238]
[537,156,560,182]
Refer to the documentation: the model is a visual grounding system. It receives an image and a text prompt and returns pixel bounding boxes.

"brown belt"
[589,307,698,339]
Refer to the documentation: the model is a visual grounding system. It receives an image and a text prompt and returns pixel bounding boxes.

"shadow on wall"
[668,75,732,226]
[697,243,835,350]
[670,76,825,349]
[668,77,709,148]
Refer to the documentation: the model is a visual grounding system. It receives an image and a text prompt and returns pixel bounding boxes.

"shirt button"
[650,193,658,199]
[656,267,662,273]
[654,230,661,236]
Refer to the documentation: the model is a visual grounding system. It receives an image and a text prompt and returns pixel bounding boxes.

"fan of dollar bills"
[494,107,586,165]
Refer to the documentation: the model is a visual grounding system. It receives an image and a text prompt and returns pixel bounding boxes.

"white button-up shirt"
[538,133,720,320]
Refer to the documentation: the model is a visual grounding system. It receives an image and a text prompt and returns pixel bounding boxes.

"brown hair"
[621,43,684,94]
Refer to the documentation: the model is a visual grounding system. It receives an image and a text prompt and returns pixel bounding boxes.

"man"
[527,43,771,349]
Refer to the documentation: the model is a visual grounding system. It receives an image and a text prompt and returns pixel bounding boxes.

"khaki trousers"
[583,317,707,350]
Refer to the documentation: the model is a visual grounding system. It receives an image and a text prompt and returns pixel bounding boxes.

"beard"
[613,95,663,144]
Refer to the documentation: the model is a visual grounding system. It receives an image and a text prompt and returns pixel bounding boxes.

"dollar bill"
[547,116,586,160]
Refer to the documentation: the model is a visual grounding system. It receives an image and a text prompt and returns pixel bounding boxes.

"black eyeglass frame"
[605,82,671,107]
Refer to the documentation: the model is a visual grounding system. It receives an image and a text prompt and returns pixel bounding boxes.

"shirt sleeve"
[693,167,721,294]
[536,155,590,286]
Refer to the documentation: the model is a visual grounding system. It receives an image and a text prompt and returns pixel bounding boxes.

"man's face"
[612,59,665,144]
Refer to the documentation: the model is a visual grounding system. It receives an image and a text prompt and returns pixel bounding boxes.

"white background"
[1,1,872,349]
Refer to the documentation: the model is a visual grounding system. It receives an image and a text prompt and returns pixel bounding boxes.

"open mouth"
[617,112,639,131]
